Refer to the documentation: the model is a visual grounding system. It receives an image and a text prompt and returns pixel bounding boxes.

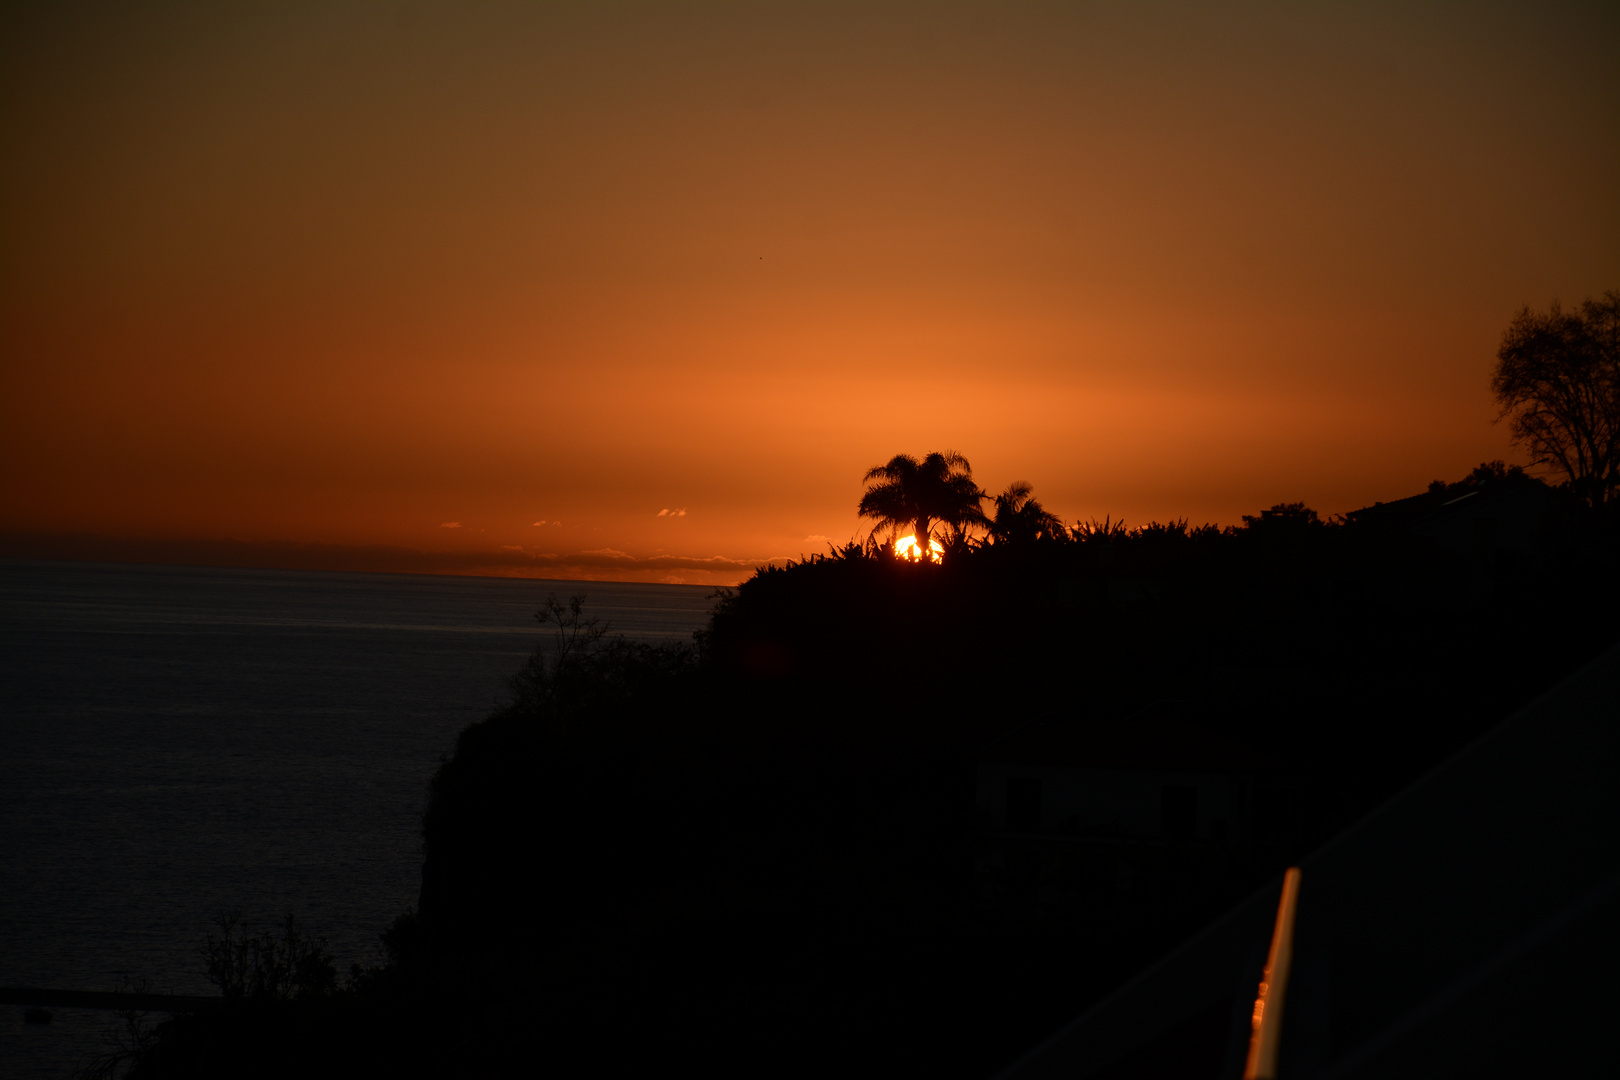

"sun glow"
[894,534,945,563]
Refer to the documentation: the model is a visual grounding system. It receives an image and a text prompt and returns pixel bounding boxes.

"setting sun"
[894,535,945,563]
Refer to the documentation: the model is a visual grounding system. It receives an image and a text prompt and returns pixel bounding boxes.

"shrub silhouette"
[202,911,338,1002]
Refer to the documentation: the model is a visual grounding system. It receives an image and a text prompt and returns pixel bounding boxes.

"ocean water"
[0,559,717,1077]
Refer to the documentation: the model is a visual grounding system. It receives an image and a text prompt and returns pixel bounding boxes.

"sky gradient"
[4,2,1617,584]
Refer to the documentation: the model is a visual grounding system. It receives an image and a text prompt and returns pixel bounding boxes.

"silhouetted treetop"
[857,451,988,551]
[988,481,1065,546]
[1240,502,1326,531]
[1493,290,1620,507]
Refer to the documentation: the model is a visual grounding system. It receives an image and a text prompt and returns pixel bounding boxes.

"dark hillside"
[401,478,1614,1075]
[129,475,1618,1078]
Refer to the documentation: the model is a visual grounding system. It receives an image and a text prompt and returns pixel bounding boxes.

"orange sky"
[3,2,1617,585]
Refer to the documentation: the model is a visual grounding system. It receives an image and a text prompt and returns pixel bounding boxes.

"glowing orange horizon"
[2,5,1614,586]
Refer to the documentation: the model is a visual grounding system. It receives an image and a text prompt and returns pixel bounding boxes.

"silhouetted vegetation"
[74,979,163,1080]
[988,480,1066,546]
[859,450,989,548]
[202,912,338,1003]
[125,451,1618,1078]
[1493,290,1620,507]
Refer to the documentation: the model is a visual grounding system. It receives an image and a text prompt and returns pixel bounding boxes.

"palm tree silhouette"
[988,481,1066,546]
[858,451,988,554]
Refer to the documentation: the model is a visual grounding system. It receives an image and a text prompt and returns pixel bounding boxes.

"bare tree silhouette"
[1493,290,1620,507]
[857,451,988,552]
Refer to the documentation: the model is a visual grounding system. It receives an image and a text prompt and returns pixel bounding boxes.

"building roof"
[1346,476,1558,535]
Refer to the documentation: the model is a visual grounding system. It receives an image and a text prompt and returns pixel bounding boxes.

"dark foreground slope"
[127,487,1617,1079]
